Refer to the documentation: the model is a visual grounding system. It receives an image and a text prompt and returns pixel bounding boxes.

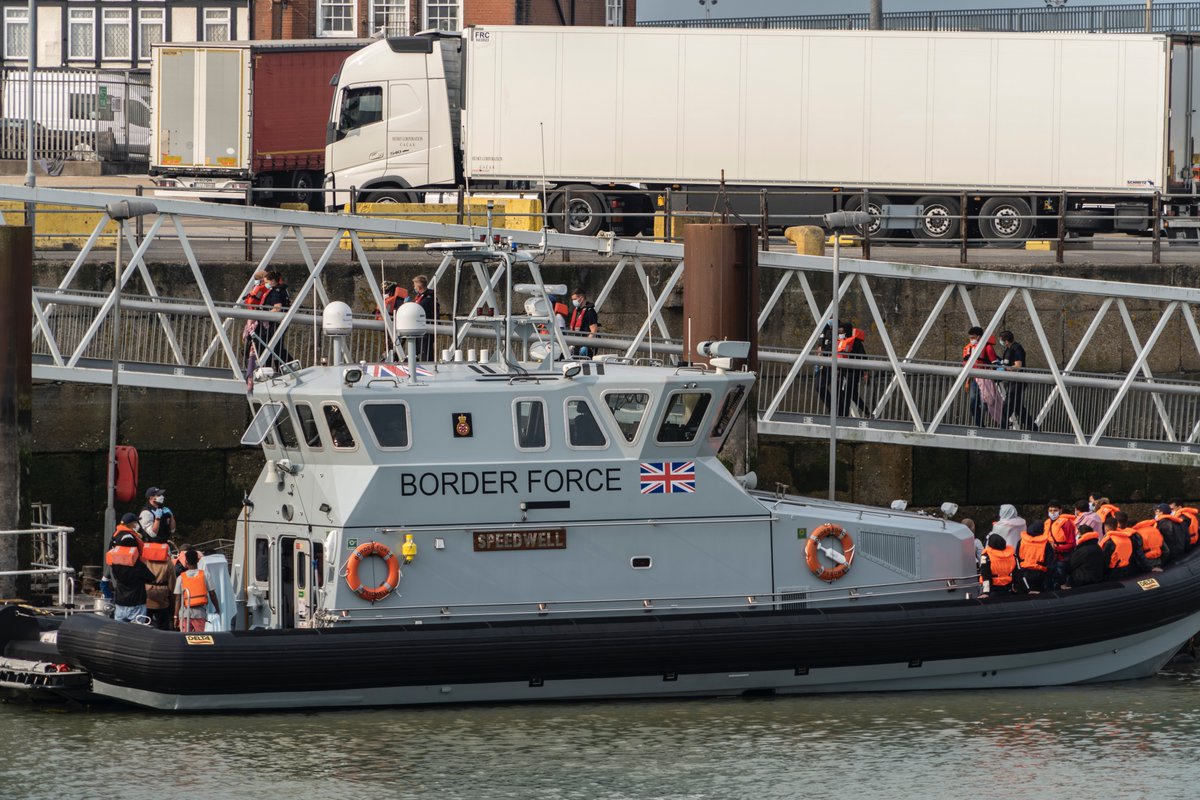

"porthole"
[631,556,652,569]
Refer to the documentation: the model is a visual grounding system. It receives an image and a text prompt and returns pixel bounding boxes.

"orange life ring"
[345,541,400,602]
[805,523,855,582]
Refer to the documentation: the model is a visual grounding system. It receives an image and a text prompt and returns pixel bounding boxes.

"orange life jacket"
[1177,507,1199,545]
[1100,529,1134,569]
[1076,530,1100,546]
[1096,503,1121,523]
[1018,532,1051,571]
[983,545,1016,587]
[1133,519,1164,560]
[105,545,140,567]
[179,571,209,608]
[142,542,170,562]
[836,328,866,356]
[1047,514,1076,556]
[244,282,271,307]
[962,336,997,364]
[109,523,143,549]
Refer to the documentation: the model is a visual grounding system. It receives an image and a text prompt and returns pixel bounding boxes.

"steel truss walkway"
[5,184,1200,467]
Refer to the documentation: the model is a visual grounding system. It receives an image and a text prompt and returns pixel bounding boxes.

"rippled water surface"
[3,668,1199,800]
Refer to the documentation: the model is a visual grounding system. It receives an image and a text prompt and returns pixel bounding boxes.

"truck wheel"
[843,194,889,237]
[291,171,318,210]
[912,196,961,244]
[363,189,417,205]
[550,187,606,236]
[978,197,1033,246]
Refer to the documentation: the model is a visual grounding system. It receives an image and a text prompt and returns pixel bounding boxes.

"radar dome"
[395,302,427,337]
[322,301,353,336]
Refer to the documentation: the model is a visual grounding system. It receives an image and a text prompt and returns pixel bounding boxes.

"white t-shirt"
[174,569,210,619]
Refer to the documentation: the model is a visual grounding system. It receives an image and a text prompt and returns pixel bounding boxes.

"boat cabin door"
[293,539,312,627]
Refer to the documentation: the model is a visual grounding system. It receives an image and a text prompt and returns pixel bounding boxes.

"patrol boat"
[15,243,1200,711]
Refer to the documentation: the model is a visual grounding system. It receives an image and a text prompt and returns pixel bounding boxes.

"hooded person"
[1066,523,1107,588]
[979,533,1016,597]
[991,504,1027,551]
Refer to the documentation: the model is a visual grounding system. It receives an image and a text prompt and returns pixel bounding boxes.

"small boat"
[5,244,1200,711]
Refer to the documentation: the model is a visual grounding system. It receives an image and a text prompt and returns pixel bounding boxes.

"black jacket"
[1159,518,1189,564]
[111,559,155,607]
[1067,538,1107,587]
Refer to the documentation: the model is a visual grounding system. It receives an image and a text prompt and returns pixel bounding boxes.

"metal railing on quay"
[0,525,76,607]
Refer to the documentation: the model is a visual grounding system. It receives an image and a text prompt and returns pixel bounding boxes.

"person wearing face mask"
[409,275,436,360]
[257,270,293,367]
[1074,499,1102,540]
[568,288,599,357]
[139,486,177,542]
[835,322,871,418]
[997,330,1038,431]
[1044,500,1076,590]
[962,326,999,427]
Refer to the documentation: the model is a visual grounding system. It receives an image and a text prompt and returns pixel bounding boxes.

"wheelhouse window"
[656,391,713,443]
[710,385,747,439]
[323,403,356,449]
[102,9,132,60]
[274,407,300,449]
[603,391,649,443]
[204,9,230,42]
[254,538,269,582]
[242,402,284,446]
[69,9,96,61]
[566,398,608,449]
[295,403,324,449]
[4,8,29,60]
[362,402,410,449]
[515,399,548,450]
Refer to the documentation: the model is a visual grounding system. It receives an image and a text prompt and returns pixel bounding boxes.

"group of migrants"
[103,487,220,631]
[974,496,1200,597]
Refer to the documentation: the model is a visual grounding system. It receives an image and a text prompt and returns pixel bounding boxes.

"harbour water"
[2,666,1197,800]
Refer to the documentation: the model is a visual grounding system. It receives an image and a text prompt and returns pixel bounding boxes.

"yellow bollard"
[784,225,826,256]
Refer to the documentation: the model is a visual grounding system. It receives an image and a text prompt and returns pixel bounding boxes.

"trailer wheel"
[978,197,1033,246]
[291,171,319,211]
[843,194,889,237]
[363,189,418,205]
[913,196,961,243]
[549,187,606,236]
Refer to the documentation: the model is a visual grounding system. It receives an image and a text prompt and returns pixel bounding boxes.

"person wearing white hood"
[991,504,1027,550]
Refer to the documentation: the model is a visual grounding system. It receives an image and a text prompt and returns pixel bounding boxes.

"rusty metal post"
[1152,193,1162,265]
[759,189,770,252]
[959,191,969,264]
[862,189,872,261]
[0,226,32,598]
[456,185,465,225]
[682,223,759,477]
[1056,191,1067,265]
[244,186,254,262]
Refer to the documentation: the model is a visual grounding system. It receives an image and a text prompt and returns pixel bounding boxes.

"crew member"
[1044,500,1076,591]
[1017,521,1054,594]
[979,533,1016,598]
[174,549,220,633]
[139,486,176,541]
[813,322,833,412]
[997,330,1038,431]
[1169,498,1199,551]
[1065,523,1106,588]
[106,523,155,623]
[1099,517,1149,581]
[568,288,599,358]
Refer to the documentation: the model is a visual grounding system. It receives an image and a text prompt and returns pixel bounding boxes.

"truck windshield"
[336,85,383,140]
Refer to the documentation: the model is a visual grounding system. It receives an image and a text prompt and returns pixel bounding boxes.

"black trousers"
[1002,382,1037,430]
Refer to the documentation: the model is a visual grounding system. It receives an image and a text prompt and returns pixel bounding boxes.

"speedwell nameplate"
[474,529,566,552]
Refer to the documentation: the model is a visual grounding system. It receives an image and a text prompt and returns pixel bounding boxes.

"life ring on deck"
[805,524,855,582]
[345,542,400,602]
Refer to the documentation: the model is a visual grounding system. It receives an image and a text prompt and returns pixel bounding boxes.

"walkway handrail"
[0,525,75,607]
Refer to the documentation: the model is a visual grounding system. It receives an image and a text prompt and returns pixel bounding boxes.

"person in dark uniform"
[409,274,435,361]
[259,270,292,367]
[813,322,833,411]
[998,330,1038,431]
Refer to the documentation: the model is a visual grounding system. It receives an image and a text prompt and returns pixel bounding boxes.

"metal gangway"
[6,184,1200,467]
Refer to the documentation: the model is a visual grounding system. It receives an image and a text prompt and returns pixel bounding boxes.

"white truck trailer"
[326,27,1196,242]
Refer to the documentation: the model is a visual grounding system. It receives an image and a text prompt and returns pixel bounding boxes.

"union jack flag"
[366,363,432,379]
[640,461,696,495]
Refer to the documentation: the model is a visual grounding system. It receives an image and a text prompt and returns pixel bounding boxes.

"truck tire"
[363,188,418,205]
[843,194,889,237]
[291,171,319,211]
[912,196,962,244]
[549,187,606,236]
[978,197,1033,246]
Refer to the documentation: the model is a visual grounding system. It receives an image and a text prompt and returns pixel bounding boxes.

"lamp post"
[102,200,157,546]
[821,210,874,501]
[698,0,716,21]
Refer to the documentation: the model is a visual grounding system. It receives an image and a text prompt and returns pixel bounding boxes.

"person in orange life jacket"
[1147,503,1187,566]
[141,536,175,631]
[1099,515,1151,581]
[979,533,1017,598]
[836,322,871,418]
[138,485,175,542]
[962,326,999,428]
[373,281,408,321]
[1043,500,1076,591]
[1090,494,1121,524]
[407,274,436,361]
[568,288,599,358]
[996,330,1039,431]
[109,510,144,550]
[174,548,219,633]
[1074,499,1102,537]
[107,522,156,623]
[241,270,270,308]
[1016,519,1055,594]
[1130,516,1168,570]
[1064,523,1107,589]
[255,270,293,367]
[1168,498,1199,551]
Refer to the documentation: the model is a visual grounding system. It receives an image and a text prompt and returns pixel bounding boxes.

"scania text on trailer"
[151,40,368,208]
[326,26,1200,242]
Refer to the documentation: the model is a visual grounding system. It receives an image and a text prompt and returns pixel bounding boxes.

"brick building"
[256,0,635,41]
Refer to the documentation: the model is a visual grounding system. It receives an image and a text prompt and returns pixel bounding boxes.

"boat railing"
[324,573,981,624]
[0,525,76,608]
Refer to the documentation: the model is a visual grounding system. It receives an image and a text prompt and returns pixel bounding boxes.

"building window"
[102,8,132,60]
[204,9,230,42]
[423,0,459,32]
[319,0,355,36]
[371,0,408,37]
[4,7,29,60]
[139,9,165,60]
[69,9,96,61]
[605,0,624,26]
